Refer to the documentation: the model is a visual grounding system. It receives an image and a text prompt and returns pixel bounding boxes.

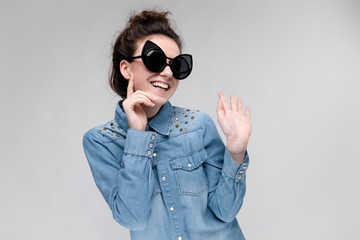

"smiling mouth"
[151,81,170,91]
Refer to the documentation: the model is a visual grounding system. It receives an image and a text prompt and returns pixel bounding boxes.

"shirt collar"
[115,100,173,136]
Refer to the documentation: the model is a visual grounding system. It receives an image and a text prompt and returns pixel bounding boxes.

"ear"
[119,60,131,80]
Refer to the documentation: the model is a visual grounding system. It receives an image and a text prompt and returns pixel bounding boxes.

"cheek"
[133,78,146,91]
[172,81,180,92]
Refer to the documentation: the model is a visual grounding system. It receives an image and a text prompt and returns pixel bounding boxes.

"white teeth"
[151,82,169,90]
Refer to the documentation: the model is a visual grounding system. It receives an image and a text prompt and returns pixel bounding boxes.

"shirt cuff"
[222,150,249,181]
[124,129,157,157]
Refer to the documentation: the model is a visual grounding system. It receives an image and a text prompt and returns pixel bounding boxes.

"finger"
[218,92,230,113]
[217,98,225,116]
[128,94,155,107]
[237,97,243,115]
[245,106,251,119]
[132,90,157,103]
[230,94,237,111]
[126,72,134,97]
[136,97,155,107]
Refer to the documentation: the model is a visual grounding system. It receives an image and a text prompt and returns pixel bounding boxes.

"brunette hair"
[109,10,182,99]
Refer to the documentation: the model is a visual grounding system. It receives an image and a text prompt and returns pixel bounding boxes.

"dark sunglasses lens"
[144,49,166,72]
[171,55,192,80]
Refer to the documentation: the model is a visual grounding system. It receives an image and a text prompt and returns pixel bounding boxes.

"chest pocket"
[169,149,208,196]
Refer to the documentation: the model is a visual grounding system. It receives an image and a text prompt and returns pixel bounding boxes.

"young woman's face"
[129,34,181,106]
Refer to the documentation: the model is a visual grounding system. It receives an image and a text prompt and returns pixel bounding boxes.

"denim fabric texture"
[83,100,250,240]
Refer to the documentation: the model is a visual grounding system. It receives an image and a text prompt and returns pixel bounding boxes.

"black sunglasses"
[126,40,193,80]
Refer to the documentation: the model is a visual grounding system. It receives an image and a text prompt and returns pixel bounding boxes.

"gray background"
[1,0,359,239]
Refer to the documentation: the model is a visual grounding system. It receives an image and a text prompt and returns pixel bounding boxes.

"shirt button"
[243,166,248,169]
[237,175,242,180]
[151,135,156,140]
[161,176,166,181]
[169,206,175,212]
[178,236,183,240]
[149,143,153,148]
[187,163,192,168]
[147,150,152,156]
[153,152,157,157]
[240,170,245,174]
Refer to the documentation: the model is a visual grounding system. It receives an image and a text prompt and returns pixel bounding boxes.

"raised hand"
[216,92,252,163]
[122,73,156,131]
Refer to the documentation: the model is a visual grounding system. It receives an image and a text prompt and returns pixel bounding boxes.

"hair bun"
[129,10,170,27]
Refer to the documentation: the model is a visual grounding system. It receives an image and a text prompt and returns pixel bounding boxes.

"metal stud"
[175,124,179,128]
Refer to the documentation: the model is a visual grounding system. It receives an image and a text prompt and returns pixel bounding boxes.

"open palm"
[217,92,252,157]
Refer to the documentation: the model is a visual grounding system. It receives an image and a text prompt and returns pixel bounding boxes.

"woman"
[83,10,252,240]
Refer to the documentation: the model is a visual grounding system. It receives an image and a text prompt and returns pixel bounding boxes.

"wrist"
[227,149,246,164]
[129,125,146,131]
[226,138,247,164]
[226,137,247,153]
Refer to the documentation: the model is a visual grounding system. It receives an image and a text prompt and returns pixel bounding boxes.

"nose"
[160,65,173,78]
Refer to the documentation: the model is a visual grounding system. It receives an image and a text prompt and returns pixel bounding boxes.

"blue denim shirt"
[83,100,249,240]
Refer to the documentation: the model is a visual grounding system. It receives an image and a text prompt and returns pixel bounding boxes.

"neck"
[143,104,161,119]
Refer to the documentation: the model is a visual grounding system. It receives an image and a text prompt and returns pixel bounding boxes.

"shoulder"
[83,119,126,144]
[169,105,214,134]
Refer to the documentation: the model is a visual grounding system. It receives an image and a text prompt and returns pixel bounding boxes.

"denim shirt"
[83,100,250,240]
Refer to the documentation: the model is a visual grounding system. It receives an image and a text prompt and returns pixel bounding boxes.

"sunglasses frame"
[126,40,193,80]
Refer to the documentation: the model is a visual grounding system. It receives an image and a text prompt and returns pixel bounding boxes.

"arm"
[203,113,249,222]
[204,93,252,222]
[83,129,158,230]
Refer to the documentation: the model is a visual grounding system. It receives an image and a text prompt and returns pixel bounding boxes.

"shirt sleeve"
[82,129,158,230]
[202,113,250,223]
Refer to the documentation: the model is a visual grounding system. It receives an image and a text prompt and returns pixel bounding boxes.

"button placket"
[147,134,156,158]
[147,150,152,156]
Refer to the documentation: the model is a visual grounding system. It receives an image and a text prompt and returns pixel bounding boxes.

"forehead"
[135,34,180,58]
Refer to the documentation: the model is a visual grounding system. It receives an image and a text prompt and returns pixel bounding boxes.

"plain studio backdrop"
[1,0,359,239]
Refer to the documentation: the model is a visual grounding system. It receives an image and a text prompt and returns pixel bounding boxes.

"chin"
[154,98,168,107]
